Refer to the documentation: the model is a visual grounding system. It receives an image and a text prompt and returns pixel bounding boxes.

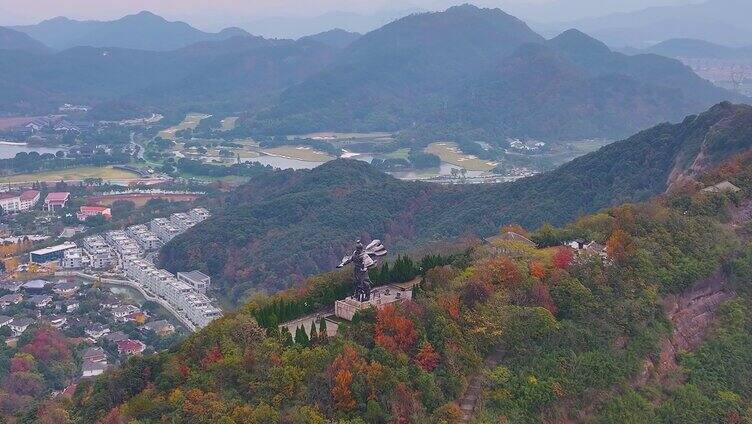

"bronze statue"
[337,240,386,302]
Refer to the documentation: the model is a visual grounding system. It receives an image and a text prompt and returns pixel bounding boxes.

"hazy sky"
[0,0,701,28]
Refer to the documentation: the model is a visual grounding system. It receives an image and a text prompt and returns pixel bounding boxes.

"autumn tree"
[529,261,547,280]
[374,305,418,355]
[606,229,635,263]
[530,283,558,316]
[329,345,364,412]
[461,280,493,308]
[474,257,521,288]
[553,247,574,269]
[415,342,440,371]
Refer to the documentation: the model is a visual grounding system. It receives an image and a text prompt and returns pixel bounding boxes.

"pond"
[0,142,63,159]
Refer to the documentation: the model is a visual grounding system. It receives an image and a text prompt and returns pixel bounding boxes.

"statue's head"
[355,240,363,252]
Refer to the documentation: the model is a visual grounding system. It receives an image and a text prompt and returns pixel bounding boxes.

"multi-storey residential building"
[169,213,197,232]
[0,190,40,213]
[126,225,162,251]
[82,235,113,269]
[61,248,83,269]
[177,270,211,294]
[149,218,181,242]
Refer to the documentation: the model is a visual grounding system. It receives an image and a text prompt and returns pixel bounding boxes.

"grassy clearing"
[219,117,239,131]
[288,131,393,141]
[158,113,212,140]
[383,148,410,160]
[262,146,334,162]
[425,142,497,171]
[2,166,141,183]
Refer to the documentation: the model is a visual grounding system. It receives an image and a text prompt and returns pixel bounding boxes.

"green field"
[425,142,497,171]
[262,145,334,162]
[2,166,141,183]
[219,117,239,131]
[158,113,212,140]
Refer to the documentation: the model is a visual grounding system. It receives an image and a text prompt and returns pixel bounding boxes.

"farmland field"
[262,145,334,162]
[425,142,496,171]
[158,113,212,140]
[1,166,140,183]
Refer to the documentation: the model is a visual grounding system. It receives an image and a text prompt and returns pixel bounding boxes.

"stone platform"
[335,284,412,321]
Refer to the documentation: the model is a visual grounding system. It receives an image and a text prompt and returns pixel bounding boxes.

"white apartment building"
[177,270,211,294]
[126,225,162,251]
[82,235,113,269]
[149,218,181,242]
[61,248,83,269]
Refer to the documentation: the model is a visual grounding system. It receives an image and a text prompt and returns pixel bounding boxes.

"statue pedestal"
[334,285,412,321]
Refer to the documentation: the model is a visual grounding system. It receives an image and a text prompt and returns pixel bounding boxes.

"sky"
[0,0,702,29]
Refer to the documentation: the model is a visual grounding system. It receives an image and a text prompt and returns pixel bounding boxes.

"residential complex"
[124,258,221,328]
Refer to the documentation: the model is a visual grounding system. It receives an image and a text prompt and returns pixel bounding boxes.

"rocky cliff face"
[636,268,735,385]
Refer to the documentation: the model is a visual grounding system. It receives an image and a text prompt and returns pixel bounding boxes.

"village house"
[28,294,53,309]
[82,346,107,363]
[116,339,146,356]
[9,317,35,335]
[76,206,112,222]
[82,360,108,378]
[0,315,13,328]
[0,293,23,308]
[84,324,110,340]
[141,320,175,337]
[52,282,78,297]
[104,331,129,343]
[47,315,67,329]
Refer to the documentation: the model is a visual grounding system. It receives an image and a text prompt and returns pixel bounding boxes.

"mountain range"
[538,0,752,48]
[0,26,49,54]
[247,5,741,140]
[625,38,752,60]
[0,4,745,140]
[10,11,250,51]
[161,102,752,301]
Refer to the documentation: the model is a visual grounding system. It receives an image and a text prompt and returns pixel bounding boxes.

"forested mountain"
[69,131,752,423]
[0,36,337,117]
[246,5,741,140]
[160,102,752,301]
[300,29,362,49]
[0,26,49,53]
[0,4,743,140]
[11,11,249,51]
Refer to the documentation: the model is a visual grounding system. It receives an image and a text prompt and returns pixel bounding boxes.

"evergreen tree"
[319,319,328,340]
[380,262,390,284]
[295,325,309,347]
[309,322,319,345]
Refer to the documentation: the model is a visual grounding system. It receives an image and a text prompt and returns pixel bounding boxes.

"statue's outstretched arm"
[337,253,354,268]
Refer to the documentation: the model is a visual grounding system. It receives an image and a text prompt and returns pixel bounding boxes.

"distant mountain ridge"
[11,11,250,51]
[538,0,752,47]
[247,5,741,140]
[300,29,361,49]
[632,38,752,60]
[162,102,752,300]
[0,26,49,53]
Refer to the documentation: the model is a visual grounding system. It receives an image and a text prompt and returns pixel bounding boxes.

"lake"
[0,142,63,159]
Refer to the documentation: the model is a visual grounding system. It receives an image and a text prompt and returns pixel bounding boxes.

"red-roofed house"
[116,339,146,356]
[76,206,112,222]
[44,192,70,211]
